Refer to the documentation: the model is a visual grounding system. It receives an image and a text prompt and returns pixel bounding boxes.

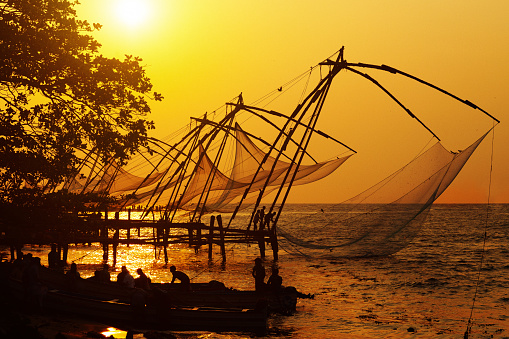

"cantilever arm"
[243,104,357,154]
[345,66,441,141]
[346,62,500,124]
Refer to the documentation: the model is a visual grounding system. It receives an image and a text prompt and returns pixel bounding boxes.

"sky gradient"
[76,1,508,203]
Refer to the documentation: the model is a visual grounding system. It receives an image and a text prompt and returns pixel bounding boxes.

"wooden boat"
[7,274,268,333]
[17,264,299,314]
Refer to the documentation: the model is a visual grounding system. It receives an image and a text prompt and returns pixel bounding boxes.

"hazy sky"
[76,0,508,203]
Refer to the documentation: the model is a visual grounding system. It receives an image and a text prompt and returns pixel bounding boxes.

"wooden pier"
[2,212,279,264]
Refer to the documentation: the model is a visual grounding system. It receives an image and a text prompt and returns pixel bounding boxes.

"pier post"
[62,244,68,265]
[217,215,226,263]
[208,216,215,261]
[113,228,119,267]
[163,225,169,264]
[196,227,202,248]
[102,210,109,261]
[271,224,279,261]
[127,208,131,247]
[188,226,194,246]
[258,231,266,258]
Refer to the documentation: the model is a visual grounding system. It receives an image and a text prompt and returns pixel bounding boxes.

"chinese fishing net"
[275,129,491,257]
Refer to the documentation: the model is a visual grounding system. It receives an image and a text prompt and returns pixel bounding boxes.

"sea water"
[15,204,509,338]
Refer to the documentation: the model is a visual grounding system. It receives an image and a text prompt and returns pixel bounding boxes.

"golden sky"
[76,0,509,203]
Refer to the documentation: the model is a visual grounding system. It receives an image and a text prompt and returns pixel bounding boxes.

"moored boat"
[7,271,268,334]
[11,262,299,315]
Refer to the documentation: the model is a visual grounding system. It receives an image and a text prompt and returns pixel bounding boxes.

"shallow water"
[13,204,509,338]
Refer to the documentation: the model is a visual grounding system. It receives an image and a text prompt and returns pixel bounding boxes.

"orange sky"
[76,1,509,204]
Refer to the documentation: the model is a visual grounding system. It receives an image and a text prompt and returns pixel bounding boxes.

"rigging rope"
[70,247,102,263]
[464,125,496,339]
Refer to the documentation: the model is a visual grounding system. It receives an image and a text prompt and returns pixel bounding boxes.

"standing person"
[169,265,191,291]
[47,244,60,269]
[263,211,276,231]
[259,206,266,229]
[253,209,260,230]
[252,258,266,292]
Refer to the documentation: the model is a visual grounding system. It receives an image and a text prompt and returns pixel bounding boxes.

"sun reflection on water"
[100,327,127,338]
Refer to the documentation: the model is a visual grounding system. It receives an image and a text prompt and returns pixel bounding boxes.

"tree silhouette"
[0,1,164,251]
[0,0,162,206]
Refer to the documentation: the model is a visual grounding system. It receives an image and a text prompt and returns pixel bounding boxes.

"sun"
[114,0,151,29]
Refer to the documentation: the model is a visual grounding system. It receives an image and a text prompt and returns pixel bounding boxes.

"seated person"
[134,268,151,289]
[170,265,190,291]
[65,262,81,291]
[117,266,135,288]
[267,267,283,293]
[96,264,110,283]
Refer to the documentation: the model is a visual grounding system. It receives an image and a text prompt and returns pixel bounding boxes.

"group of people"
[49,244,283,296]
[60,259,190,292]
[46,242,192,290]
[252,258,283,293]
[252,206,277,231]
[116,266,152,289]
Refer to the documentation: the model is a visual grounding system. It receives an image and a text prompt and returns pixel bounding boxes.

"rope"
[70,247,102,263]
[464,126,496,338]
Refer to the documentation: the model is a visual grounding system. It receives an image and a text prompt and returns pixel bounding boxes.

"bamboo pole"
[217,215,226,262]
[208,215,215,260]
[163,226,169,264]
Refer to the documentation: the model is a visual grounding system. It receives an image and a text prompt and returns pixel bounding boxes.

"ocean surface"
[11,203,509,339]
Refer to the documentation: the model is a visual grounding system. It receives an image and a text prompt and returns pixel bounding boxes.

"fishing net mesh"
[276,130,490,257]
[64,123,351,215]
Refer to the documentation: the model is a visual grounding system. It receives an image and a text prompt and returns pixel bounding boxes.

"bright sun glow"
[114,0,151,29]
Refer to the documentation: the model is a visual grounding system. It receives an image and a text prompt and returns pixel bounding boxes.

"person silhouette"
[96,263,110,283]
[65,262,81,291]
[117,265,135,288]
[48,244,60,269]
[258,206,266,230]
[251,258,266,292]
[135,268,151,289]
[267,267,283,293]
[169,265,190,291]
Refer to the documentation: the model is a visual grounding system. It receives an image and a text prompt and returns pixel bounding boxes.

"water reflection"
[100,327,127,338]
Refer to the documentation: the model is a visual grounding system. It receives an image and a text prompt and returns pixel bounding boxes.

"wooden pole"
[258,231,266,258]
[62,244,69,265]
[217,215,226,263]
[113,228,119,267]
[271,224,278,261]
[127,208,131,247]
[196,227,202,248]
[208,216,215,261]
[103,209,109,261]
[188,226,194,246]
[163,226,169,264]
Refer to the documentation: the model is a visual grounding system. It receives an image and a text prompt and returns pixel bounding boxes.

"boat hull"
[8,276,268,333]
[36,266,297,314]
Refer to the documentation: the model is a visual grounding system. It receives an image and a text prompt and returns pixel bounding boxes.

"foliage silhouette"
[0,0,162,243]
